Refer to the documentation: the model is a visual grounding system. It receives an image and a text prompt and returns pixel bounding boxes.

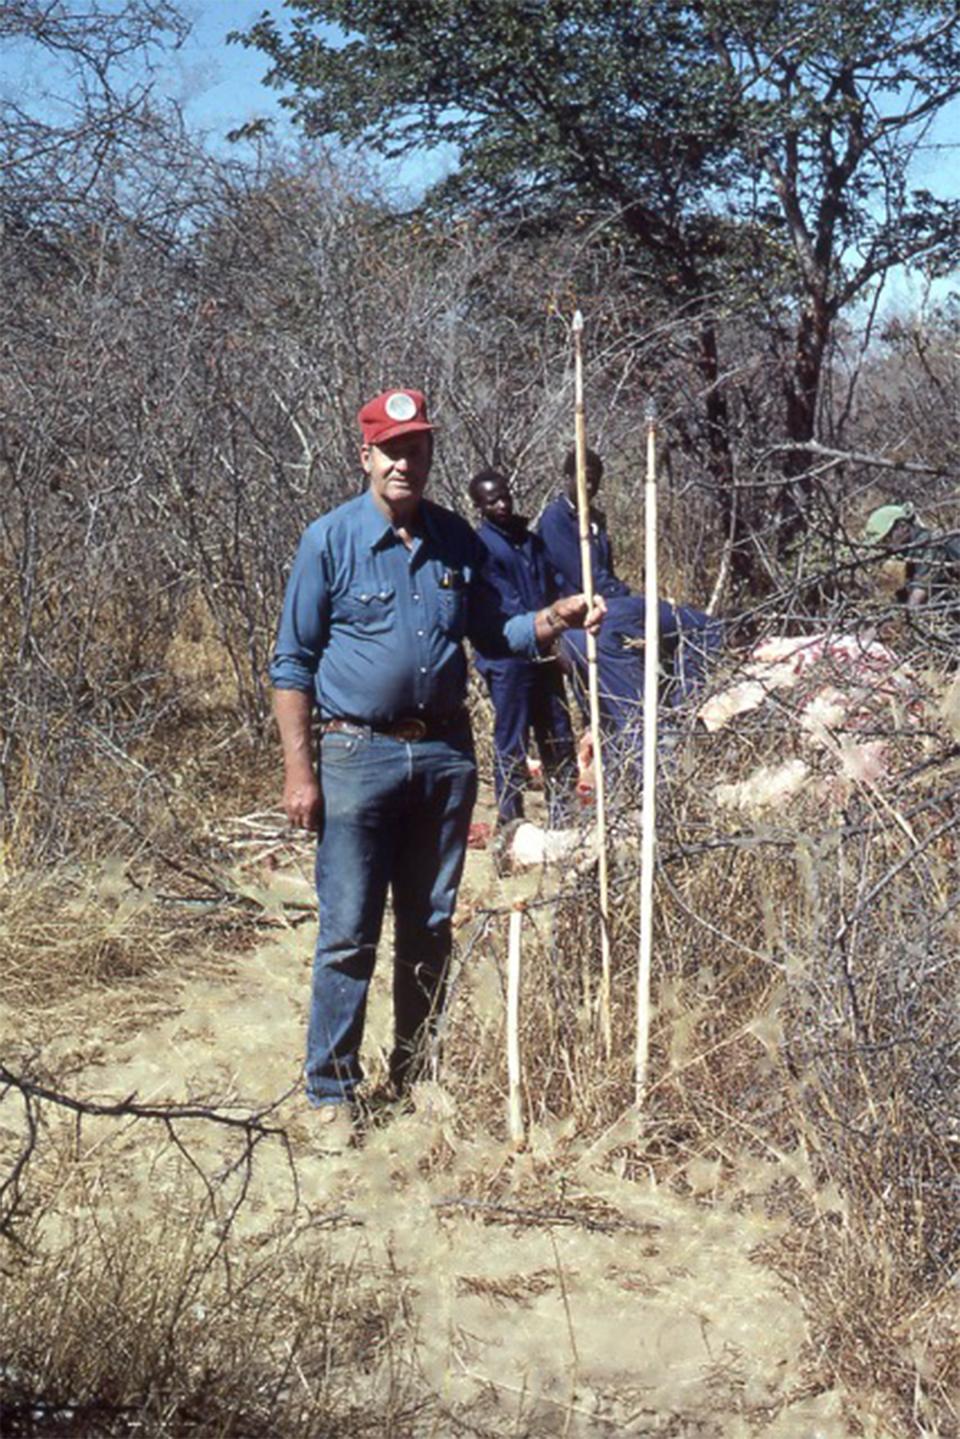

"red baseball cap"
[357,388,436,446]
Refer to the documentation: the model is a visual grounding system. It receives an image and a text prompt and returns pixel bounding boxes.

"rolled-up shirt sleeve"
[270,525,330,694]
[504,609,538,655]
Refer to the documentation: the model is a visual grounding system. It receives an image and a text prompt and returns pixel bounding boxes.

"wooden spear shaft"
[507,904,524,1146]
[636,397,659,1108]
[572,309,612,1056]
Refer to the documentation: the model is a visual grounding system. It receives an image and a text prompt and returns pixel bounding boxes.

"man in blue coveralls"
[270,389,605,1140]
[469,469,576,828]
[538,447,633,605]
[538,446,721,747]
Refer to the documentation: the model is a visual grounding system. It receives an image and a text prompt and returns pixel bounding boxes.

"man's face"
[361,432,433,513]
[566,463,602,503]
[473,474,514,524]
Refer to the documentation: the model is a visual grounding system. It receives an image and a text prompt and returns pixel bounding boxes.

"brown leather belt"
[321,713,462,743]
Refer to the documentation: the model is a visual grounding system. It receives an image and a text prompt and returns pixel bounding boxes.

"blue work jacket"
[473,516,558,679]
[270,490,537,724]
[537,494,632,600]
[474,516,558,615]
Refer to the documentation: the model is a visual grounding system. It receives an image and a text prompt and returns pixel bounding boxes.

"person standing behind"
[270,389,604,1140]
[537,446,631,601]
[537,446,722,712]
[862,501,960,665]
[469,468,577,828]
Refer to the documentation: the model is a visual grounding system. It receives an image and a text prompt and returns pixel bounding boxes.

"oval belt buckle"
[394,718,427,741]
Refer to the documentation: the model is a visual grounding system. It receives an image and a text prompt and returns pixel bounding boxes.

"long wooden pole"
[507,904,524,1146]
[636,397,659,1107]
[572,309,612,1057]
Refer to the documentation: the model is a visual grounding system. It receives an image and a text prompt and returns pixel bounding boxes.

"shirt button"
[413,593,420,602]
[420,666,427,674]
[417,628,424,637]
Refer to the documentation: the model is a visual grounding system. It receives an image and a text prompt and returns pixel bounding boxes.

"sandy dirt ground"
[1,786,873,1437]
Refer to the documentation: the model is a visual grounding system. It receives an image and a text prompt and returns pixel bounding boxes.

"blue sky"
[0,2,293,143]
[164,3,455,197]
[165,1,293,138]
[0,1,451,199]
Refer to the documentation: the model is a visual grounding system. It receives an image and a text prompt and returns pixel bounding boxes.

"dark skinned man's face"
[566,464,602,503]
[473,475,514,525]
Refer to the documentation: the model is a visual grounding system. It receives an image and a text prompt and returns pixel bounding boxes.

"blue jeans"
[305,721,478,1105]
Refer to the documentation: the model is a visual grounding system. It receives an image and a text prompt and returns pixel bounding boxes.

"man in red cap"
[271,388,604,1141]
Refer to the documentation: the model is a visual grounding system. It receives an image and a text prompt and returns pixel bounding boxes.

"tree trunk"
[696,319,755,593]
[777,301,830,553]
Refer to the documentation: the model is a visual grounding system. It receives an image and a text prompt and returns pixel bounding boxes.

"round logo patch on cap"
[385,392,418,422]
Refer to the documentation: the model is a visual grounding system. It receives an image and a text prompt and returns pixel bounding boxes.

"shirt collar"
[360,488,403,551]
[360,488,442,555]
[564,494,598,524]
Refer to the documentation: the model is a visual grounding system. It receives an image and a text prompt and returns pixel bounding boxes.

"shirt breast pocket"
[340,586,396,634]
[438,585,468,640]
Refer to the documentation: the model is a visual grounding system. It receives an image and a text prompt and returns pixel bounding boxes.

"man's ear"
[359,443,372,474]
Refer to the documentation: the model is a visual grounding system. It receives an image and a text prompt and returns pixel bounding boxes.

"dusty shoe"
[314,1101,356,1151]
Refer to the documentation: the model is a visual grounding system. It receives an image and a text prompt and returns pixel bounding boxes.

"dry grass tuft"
[0,862,242,1016]
[0,1162,426,1437]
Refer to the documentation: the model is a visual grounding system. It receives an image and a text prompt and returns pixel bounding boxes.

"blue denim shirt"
[270,490,538,723]
[537,494,632,600]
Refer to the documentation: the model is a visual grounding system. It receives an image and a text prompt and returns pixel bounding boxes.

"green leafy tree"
[703,1,960,547]
[235,0,960,581]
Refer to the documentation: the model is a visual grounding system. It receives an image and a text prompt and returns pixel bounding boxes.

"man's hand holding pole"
[535,591,606,646]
